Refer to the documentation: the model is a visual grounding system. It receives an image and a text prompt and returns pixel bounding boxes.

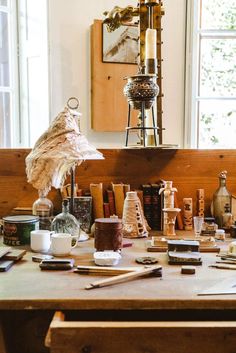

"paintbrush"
[74,265,143,276]
[209,264,236,270]
[216,260,236,265]
[85,265,162,290]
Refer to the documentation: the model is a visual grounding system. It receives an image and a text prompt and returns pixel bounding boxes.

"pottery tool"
[181,265,196,274]
[135,256,158,264]
[148,237,220,253]
[166,240,202,265]
[217,253,236,261]
[216,260,236,265]
[0,247,11,259]
[75,266,143,276]
[0,260,14,272]
[209,264,236,270]
[85,265,162,290]
[168,251,202,265]
[3,249,27,261]
[198,278,236,296]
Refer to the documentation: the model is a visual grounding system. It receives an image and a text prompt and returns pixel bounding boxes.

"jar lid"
[95,218,122,224]
[3,215,39,223]
[215,229,225,234]
[95,218,123,230]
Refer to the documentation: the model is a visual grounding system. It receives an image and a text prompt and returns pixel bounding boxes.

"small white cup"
[30,230,53,253]
[51,233,78,256]
[229,241,236,254]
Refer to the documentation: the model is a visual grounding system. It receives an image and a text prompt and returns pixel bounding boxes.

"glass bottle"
[32,191,54,230]
[212,171,232,228]
[222,203,233,230]
[51,199,80,237]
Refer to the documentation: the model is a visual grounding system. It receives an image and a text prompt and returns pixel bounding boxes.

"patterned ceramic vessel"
[123,74,159,110]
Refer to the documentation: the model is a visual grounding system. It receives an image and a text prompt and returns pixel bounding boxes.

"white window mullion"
[184,0,200,148]
[9,0,20,146]
[18,0,49,147]
[185,0,236,149]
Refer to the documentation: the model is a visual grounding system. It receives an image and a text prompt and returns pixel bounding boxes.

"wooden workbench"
[1,234,236,352]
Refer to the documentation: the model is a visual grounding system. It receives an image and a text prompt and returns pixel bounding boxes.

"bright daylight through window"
[0,0,49,148]
[186,0,236,148]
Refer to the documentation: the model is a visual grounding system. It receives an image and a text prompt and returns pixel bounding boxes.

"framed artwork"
[102,23,139,64]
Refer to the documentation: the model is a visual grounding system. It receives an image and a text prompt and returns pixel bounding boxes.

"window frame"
[0,0,50,148]
[184,0,236,149]
[0,0,19,147]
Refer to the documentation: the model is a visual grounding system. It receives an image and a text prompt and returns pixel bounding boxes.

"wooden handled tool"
[75,266,144,276]
[209,264,236,270]
[85,265,162,290]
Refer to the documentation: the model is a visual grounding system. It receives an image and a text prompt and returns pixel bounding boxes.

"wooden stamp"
[183,198,193,231]
[197,189,205,218]
[181,265,196,274]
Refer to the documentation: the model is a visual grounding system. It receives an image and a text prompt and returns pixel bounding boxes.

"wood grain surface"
[91,20,137,131]
[0,234,236,311]
[1,148,236,219]
[50,321,236,353]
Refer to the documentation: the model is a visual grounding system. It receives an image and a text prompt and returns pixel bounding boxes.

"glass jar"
[212,171,232,228]
[51,199,80,237]
[32,191,53,230]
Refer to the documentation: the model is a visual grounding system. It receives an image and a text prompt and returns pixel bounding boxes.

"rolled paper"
[145,28,157,59]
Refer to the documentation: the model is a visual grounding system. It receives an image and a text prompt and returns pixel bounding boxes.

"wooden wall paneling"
[1,149,236,219]
[91,20,137,132]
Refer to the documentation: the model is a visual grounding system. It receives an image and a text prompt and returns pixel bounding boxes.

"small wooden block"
[3,249,27,261]
[181,265,196,274]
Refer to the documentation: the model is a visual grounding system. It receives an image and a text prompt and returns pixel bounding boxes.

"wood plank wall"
[1,148,236,218]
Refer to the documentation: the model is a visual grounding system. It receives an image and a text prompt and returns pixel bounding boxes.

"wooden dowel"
[85,265,162,290]
[75,266,143,276]
[209,264,236,270]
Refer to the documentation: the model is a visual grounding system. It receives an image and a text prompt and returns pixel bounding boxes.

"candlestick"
[145,28,157,59]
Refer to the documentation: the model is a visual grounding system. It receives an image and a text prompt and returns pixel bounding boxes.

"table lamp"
[25,97,104,215]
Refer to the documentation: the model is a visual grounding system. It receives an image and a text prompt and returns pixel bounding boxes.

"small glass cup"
[193,216,204,237]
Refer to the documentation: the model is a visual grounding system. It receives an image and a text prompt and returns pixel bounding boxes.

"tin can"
[94,218,123,251]
[3,215,39,246]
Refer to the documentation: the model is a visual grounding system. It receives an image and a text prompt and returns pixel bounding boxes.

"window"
[185,0,236,148]
[0,0,17,147]
[0,0,49,148]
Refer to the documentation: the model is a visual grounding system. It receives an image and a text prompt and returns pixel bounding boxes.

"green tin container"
[3,215,39,246]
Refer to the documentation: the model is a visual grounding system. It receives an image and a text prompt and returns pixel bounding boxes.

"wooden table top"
[1,234,236,311]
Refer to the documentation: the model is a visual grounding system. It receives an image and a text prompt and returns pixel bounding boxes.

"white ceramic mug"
[50,233,78,256]
[30,230,53,253]
[229,241,236,254]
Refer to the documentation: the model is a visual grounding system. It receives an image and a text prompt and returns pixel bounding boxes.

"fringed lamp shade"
[25,104,104,196]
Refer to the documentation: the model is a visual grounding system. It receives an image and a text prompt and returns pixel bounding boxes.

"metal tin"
[3,215,39,246]
[94,218,123,251]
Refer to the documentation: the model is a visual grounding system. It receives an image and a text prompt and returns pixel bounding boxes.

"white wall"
[48,0,186,148]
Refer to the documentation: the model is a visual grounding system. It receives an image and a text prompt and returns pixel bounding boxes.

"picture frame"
[102,23,139,64]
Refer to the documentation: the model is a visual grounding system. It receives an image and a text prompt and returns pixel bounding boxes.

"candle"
[145,28,157,59]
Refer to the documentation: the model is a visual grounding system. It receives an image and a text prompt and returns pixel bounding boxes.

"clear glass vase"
[32,191,54,230]
[51,199,80,237]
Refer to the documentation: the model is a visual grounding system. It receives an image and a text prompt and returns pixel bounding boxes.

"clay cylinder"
[94,218,123,251]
